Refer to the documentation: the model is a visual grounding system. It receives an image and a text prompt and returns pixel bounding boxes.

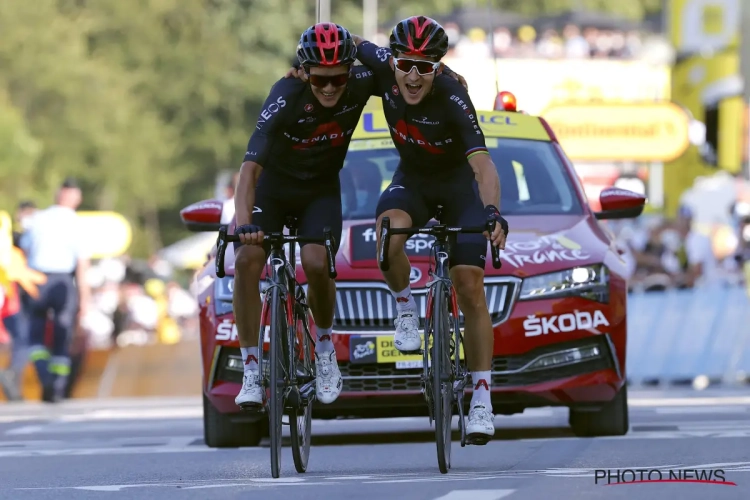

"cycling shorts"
[375,168,487,269]
[233,170,343,255]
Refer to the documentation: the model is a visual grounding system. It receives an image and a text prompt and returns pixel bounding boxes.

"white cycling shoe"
[394,309,422,352]
[235,370,264,408]
[466,402,495,444]
[315,350,343,404]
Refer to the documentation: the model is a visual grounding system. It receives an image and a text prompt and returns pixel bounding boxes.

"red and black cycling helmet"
[389,16,449,60]
[297,23,357,67]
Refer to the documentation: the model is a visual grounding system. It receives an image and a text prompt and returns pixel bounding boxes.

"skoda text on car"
[181,93,645,447]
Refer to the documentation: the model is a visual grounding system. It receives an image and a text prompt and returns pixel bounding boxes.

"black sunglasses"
[306,71,350,88]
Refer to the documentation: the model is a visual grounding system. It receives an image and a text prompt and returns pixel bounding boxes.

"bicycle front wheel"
[268,286,288,479]
[290,301,314,473]
[431,280,453,474]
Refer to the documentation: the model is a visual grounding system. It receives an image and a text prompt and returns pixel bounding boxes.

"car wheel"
[569,384,629,437]
[203,393,263,448]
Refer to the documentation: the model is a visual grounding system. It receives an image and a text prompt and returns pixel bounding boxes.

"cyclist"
[352,17,509,443]
[232,23,378,409]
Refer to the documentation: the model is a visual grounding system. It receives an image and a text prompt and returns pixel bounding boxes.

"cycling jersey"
[243,66,377,181]
[356,41,489,181]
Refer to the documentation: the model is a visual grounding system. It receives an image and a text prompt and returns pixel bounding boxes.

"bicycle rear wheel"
[431,280,453,474]
[268,287,288,478]
[290,295,314,473]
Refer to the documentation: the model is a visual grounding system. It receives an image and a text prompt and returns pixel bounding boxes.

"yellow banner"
[665,0,743,216]
[541,103,690,162]
[439,58,671,114]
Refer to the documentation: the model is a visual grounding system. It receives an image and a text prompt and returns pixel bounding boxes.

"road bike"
[378,206,501,474]
[216,217,337,478]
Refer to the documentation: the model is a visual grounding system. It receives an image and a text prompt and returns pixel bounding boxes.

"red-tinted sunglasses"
[307,72,350,88]
[393,58,440,75]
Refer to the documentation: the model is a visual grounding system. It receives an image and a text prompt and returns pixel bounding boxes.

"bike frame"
[215,220,336,477]
[378,207,502,472]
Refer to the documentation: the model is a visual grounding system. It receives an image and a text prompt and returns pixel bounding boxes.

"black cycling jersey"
[243,66,377,181]
[357,41,490,181]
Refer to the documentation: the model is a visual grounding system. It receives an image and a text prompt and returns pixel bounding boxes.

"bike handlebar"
[378,217,502,272]
[215,225,337,279]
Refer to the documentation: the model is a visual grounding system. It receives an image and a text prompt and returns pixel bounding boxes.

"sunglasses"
[307,72,350,88]
[393,58,441,76]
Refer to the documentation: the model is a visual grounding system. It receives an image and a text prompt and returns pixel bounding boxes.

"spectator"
[0,207,46,401]
[20,177,91,403]
[675,205,718,288]
[562,24,589,58]
[13,201,37,248]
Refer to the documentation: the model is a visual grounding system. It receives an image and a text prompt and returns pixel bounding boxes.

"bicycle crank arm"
[456,392,467,447]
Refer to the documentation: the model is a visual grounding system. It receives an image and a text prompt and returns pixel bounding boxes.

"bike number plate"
[395,360,426,370]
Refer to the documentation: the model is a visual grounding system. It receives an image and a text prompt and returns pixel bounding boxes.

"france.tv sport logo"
[594,468,735,486]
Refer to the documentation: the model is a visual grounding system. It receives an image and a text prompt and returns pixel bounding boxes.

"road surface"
[1,388,750,499]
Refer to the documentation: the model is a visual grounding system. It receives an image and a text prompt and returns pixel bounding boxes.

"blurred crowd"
[0,181,199,403]
[371,23,660,61]
[608,181,750,293]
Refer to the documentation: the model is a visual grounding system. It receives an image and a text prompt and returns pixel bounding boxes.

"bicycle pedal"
[466,434,491,446]
[399,349,423,356]
[238,403,265,414]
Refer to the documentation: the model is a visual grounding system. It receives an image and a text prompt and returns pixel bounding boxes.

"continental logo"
[550,123,674,138]
[541,103,690,162]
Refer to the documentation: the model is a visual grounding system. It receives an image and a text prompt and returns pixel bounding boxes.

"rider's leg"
[299,192,344,404]
[233,244,268,407]
[375,175,430,353]
[445,183,496,440]
[233,188,285,407]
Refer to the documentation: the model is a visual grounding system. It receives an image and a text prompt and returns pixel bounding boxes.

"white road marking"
[433,490,516,500]
[654,406,748,414]
[6,425,45,436]
[629,396,750,406]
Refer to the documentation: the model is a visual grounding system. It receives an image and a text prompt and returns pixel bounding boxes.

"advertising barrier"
[627,285,750,387]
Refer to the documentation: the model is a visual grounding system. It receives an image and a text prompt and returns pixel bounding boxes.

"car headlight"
[518,264,609,302]
[213,276,268,316]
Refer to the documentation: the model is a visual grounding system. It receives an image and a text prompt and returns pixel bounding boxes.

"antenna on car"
[486,0,501,96]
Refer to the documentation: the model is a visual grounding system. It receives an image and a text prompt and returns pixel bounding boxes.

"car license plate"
[395,360,424,370]
[348,334,464,365]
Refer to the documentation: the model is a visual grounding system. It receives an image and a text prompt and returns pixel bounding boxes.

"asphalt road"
[2,388,750,499]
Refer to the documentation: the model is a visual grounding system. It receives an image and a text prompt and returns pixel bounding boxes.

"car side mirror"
[594,187,646,220]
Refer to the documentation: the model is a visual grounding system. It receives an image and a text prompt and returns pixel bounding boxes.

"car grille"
[339,336,613,392]
[332,278,519,331]
[213,336,614,393]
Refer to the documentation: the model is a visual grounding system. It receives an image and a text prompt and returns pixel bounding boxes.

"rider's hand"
[483,205,508,250]
[443,68,468,91]
[235,224,264,246]
[455,72,468,91]
[284,67,308,82]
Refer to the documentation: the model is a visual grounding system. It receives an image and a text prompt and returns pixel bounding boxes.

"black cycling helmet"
[389,16,449,60]
[297,23,357,67]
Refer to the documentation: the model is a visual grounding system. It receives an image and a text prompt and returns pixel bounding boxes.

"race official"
[20,178,91,402]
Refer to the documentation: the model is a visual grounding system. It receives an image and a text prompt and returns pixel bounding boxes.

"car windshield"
[340,137,584,220]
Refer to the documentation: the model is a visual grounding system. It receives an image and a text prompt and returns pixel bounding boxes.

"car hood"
[207,214,612,281]
[340,214,610,278]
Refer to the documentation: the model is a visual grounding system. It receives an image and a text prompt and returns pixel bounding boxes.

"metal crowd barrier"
[626,285,750,388]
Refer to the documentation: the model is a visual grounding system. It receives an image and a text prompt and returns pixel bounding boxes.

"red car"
[181,96,645,447]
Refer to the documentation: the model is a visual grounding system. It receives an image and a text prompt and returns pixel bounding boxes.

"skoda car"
[181,94,645,447]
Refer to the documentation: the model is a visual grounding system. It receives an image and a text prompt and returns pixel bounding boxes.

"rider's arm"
[235,79,298,226]
[444,79,500,209]
[351,38,392,72]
